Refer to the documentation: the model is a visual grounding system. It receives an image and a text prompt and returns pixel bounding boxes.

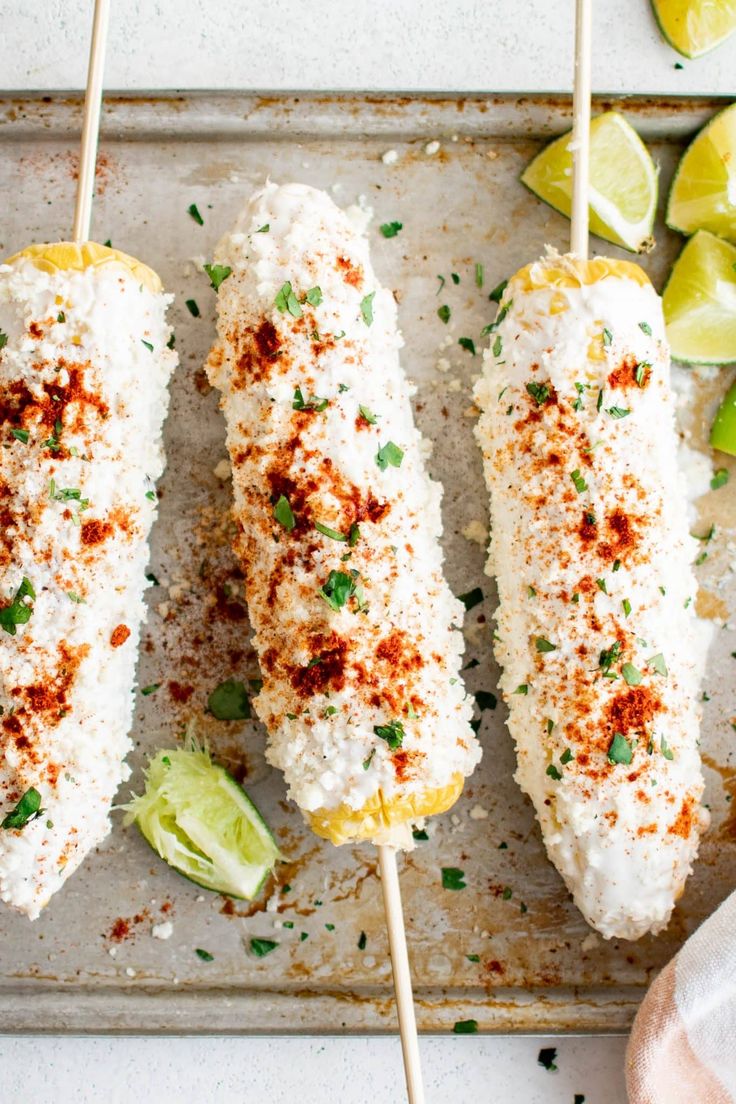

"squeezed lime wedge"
[667,103,736,242]
[521,111,658,252]
[123,739,280,899]
[662,230,736,364]
[651,0,736,58]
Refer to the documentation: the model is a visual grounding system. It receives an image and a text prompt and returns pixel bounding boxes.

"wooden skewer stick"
[570,0,593,258]
[377,844,425,1104]
[72,0,111,243]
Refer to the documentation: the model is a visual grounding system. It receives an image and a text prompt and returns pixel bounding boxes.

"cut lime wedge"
[711,379,736,455]
[667,104,736,242]
[651,0,736,58]
[662,230,736,364]
[521,111,658,252]
[123,739,280,899]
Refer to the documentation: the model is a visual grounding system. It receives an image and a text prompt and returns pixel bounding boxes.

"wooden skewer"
[570,0,593,258]
[72,0,111,243]
[377,844,425,1104]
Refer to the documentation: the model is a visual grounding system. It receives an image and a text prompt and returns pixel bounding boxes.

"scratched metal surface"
[0,93,734,1034]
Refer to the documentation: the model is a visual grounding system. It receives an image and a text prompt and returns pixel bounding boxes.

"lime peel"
[123,731,281,899]
[521,111,658,253]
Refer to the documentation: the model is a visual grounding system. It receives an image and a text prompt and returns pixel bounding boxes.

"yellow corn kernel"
[308,774,464,846]
[3,241,162,293]
[510,255,651,294]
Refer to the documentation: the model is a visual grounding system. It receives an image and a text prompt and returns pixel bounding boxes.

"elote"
[0,242,175,918]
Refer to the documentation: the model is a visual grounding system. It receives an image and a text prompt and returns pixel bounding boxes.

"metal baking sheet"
[0,92,734,1035]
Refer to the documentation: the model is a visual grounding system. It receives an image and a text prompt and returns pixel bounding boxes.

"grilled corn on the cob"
[474,253,709,940]
[0,242,175,918]
[206,182,481,848]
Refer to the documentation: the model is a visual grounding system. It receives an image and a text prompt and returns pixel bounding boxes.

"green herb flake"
[513,684,528,695]
[437,304,451,324]
[648,653,668,677]
[325,923,335,932]
[373,719,405,749]
[502,886,512,900]
[188,203,204,225]
[436,275,446,295]
[362,748,376,771]
[0,331,8,350]
[1,787,42,830]
[475,263,484,288]
[602,328,613,348]
[358,404,378,425]
[207,678,251,721]
[570,469,588,494]
[660,737,674,761]
[315,521,347,542]
[458,337,476,356]
[596,578,608,594]
[451,273,460,285]
[526,381,551,406]
[250,938,278,958]
[11,428,29,444]
[441,867,466,890]
[302,286,322,308]
[560,748,574,764]
[273,495,295,532]
[380,221,403,238]
[489,280,507,303]
[292,386,328,412]
[535,637,556,653]
[357,931,368,951]
[711,468,729,491]
[639,321,653,336]
[621,662,642,686]
[538,1047,558,1072]
[0,577,35,637]
[141,339,154,353]
[360,292,376,326]
[453,1019,478,1034]
[607,405,631,419]
[458,587,483,610]
[275,281,302,318]
[66,591,85,604]
[546,764,562,781]
[375,441,404,471]
[185,299,200,318]
[635,361,650,386]
[256,223,270,233]
[412,828,428,841]
[466,953,480,963]
[57,311,66,324]
[204,263,232,291]
[195,948,214,962]
[599,639,622,675]
[320,569,358,612]
[141,684,161,696]
[492,334,503,358]
[608,732,633,765]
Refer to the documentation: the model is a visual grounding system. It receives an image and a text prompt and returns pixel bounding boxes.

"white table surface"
[3,1,731,1101]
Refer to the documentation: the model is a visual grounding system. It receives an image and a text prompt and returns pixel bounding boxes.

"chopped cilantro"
[458,587,483,610]
[360,292,376,326]
[453,1019,478,1034]
[325,923,335,932]
[607,405,631,419]
[380,221,403,238]
[412,828,428,841]
[622,598,632,617]
[535,637,556,653]
[596,578,607,594]
[639,321,653,336]
[358,404,378,424]
[711,468,729,491]
[502,886,512,900]
[275,281,302,318]
[362,749,376,770]
[458,337,476,355]
[451,273,460,285]
[207,678,251,721]
[466,954,480,963]
[195,948,214,961]
[441,867,466,890]
[602,328,613,347]
[635,361,649,386]
[375,441,404,471]
[436,275,446,295]
[488,279,507,303]
[513,684,528,695]
[292,386,328,412]
[185,298,200,317]
[546,764,562,781]
[560,748,574,764]
[475,263,484,288]
[57,311,66,323]
[570,469,588,494]
[141,684,161,696]
[256,223,270,233]
[141,339,154,352]
[621,662,642,686]
[660,737,674,760]
[203,263,232,291]
[599,640,622,675]
[315,521,348,542]
[437,304,451,324]
[538,1047,558,1071]
[1,787,42,830]
[0,331,8,350]
[0,577,35,636]
[187,203,204,225]
[304,286,323,307]
[648,653,668,677]
[11,428,29,443]
[250,938,278,958]
[608,732,633,765]
[373,719,405,749]
[273,495,295,531]
[320,570,358,612]
[526,381,550,406]
[358,931,368,950]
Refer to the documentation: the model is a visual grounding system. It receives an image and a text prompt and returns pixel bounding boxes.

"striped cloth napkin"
[626,891,736,1102]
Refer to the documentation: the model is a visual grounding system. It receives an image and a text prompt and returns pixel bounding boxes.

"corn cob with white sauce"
[474,254,710,940]
[206,182,481,848]
[0,242,175,918]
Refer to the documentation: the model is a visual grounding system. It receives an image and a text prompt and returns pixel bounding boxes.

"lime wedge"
[711,379,736,455]
[521,111,658,252]
[667,104,736,241]
[123,739,281,899]
[662,230,736,364]
[651,0,736,58]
